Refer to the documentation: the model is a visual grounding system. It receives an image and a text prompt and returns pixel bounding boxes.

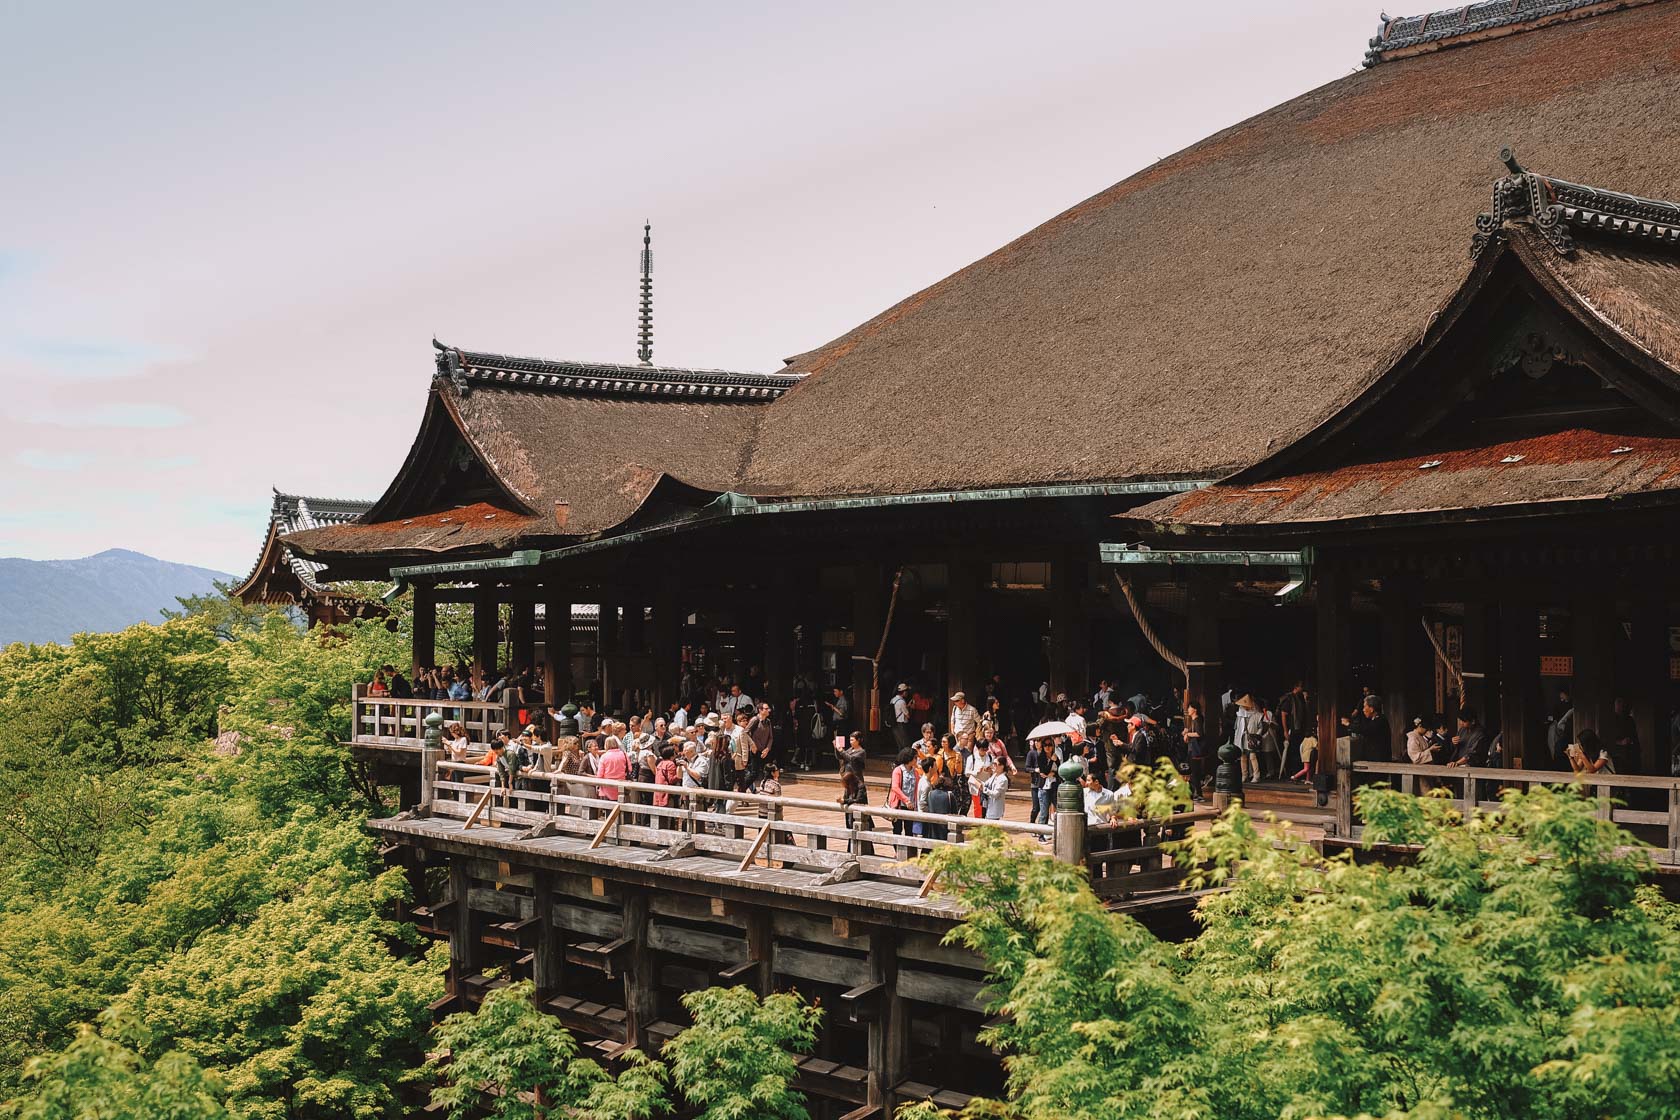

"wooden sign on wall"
[1539,655,1574,677]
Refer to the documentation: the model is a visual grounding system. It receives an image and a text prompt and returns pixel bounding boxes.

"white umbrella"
[1025,720,1075,740]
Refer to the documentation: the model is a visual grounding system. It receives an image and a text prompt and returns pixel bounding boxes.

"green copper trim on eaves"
[1099,543,1312,567]
[384,481,1217,585]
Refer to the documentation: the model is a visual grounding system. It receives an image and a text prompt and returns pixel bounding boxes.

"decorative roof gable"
[1365,0,1661,67]
[1474,148,1680,258]
[433,341,803,402]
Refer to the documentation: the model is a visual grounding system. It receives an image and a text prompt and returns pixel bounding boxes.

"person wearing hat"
[890,683,913,753]
[950,691,979,741]
[1232,693,1266,784]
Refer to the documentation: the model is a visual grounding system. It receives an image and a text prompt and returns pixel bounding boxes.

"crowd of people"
[379,658,1680,836]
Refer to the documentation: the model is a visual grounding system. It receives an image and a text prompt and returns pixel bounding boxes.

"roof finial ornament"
[1472,146,1680,260]
[637,222,654,366]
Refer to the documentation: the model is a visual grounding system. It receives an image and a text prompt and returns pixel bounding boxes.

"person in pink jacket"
[596,733,629,801]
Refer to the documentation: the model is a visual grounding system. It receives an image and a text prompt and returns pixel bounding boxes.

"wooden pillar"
[620,889,655,1054]
[1631,599,1668,774]
[511,600,536,671]
[598,596,620,712]
[853,563,884,743]
[1314,561,1348,777]
[946,557,984,704]
[1185,573,1223,745]
[1050,550,1084,702]
[532,871,564,1000]
[866,930,907,1116]
[1573,597,1611,743]
[1378,579,1423,761]
[472,585,499,680]
[1498,602,1539,768]
[544,591,571,708]
[1461,603,1496,732]
[653,584,682,713]
[764,574,792,712]
[448,862,478,996]
[744,908,772,996]
[412,582,436,676]
[621,600,646,655]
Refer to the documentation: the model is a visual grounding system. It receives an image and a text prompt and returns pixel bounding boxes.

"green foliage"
[163,580,279,642]
[1107,758,1193,821]
[663,986,820,1120]
[0,604,442,1118]
[427,981,666,1120]
[912,785,1680,1120]
[7,1017,228,1120]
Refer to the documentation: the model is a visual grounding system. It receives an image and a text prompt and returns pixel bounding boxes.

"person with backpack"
[887,748,918,836]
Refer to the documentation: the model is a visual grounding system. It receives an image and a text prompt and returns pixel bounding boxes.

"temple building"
[287,0,1680,766]
[300,4,1680,1113]
[232,490,377,627]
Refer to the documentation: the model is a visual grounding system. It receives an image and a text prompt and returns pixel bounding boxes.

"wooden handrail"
[1352,760,1680,790]
[433,759,1055,838]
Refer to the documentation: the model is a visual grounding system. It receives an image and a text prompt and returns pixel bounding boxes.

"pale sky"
[1,0,1376,574]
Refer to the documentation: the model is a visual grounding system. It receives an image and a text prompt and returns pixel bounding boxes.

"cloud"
[15,450,93,471]
[3,337,190,381]
[24,402,190,429]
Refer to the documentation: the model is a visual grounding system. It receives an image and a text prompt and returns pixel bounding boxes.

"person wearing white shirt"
[719,684,754,722]
[890,684,913,752]
[1066,700,1088,740]
[980,764,1011,820]
[949,692,979,739]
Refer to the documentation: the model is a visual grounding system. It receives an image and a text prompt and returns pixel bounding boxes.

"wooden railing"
[415,753,1207,899]
[1332,750,1680,864]
[351,686,514,751]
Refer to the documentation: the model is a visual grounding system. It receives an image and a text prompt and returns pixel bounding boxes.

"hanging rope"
[1419,616,1465,696]
[1110,572,1189,690]
[857,568,905,733]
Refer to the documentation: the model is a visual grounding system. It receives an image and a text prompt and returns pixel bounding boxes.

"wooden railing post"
[1052,760,1088,866]
[1333,735,1354,838]
[420,711,442,807]
[1669,785,1680,863]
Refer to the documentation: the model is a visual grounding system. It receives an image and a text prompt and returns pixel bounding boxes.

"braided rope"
[1111,572,1189,687]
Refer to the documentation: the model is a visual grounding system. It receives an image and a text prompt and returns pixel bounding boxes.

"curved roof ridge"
[1366,0,1664,67]
[432,340,804,402]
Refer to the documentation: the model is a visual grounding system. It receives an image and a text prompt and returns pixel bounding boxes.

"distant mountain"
[0,548,234,647]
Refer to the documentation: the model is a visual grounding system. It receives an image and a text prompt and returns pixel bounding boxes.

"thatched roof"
[742,0,1680,500]
[290,0,1680,562]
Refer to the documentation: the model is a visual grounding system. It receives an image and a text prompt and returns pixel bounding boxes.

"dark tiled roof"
[1473,151,1680,258]
[269,491,372,590]
[1365,0,1659,67]
[434,343,803,402]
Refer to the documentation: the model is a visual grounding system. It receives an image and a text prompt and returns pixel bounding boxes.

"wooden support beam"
[1049,549,1083,701]
[448,862,477,997]
[510,599,536,677]
[744,907,772,996]
[588,802,624,850]
[1315,560,1348,788]
[946,556,984,705]
[866,930,907,1117]
[1632,599,1669,775]
[1573,596,1612,743]
[654,585,681,714]
[1378,580,1419,761]
[533,872,564,1000]
[463,787,494,831]
[472,584,499,679]
[1498,602,1539,768]
[1185,572,1223,744]
[620,890,655,1055]
[853,563,884,744]
[412,582,436,676]
[736,822,773,872]
[543,591,571,709]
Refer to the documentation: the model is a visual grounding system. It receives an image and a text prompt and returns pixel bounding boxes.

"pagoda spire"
[637,222,653,366]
